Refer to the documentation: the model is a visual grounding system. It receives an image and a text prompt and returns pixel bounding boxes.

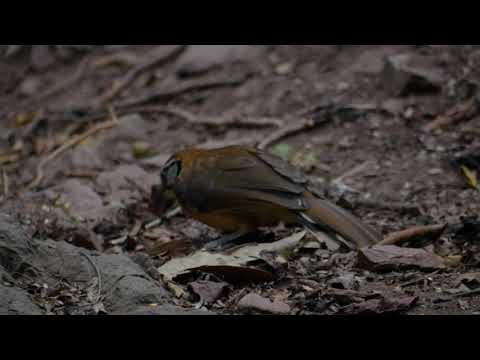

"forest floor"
[1,45,480,315]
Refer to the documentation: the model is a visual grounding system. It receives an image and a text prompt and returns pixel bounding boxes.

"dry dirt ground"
[1,45,480,315]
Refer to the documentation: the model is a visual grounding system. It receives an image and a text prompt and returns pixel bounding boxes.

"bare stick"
[25,109,118,191]
[92,51,141,68]
[258,118,315,150]
[115,76,247,109]
[333,161,372,184]
[423,98,478,132]
[75,105,281,129]
[450,287,480,299]
[96,45,188,105]
[353,199,422,216]
[379,224,446,246]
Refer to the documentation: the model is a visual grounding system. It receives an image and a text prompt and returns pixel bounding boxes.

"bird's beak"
[150,184,177,217]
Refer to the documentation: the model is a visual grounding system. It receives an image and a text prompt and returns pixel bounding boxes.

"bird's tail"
[299,192,382,249]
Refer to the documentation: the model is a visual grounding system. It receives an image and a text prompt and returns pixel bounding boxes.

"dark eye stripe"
[161,160,182,185]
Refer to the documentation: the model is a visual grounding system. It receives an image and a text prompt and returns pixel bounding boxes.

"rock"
[0,213,182,315]
[0,281,42,315]
[18,76,43,97]
[237,293,290,315]
[357,245,446,272]
[66,146,104,170]
[351,49,386,74]
[328,273,358,290]
[94,253,170,313]
[382,53,445,97]
[0,214,36,275]
[44,179,105,221]
[105,114,149,142]
[340,295,418,315]
[189,280,228,304]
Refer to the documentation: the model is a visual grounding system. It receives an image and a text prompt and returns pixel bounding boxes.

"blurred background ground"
[1,45,480,315]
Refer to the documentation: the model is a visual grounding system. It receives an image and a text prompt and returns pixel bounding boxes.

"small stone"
[382,53,445,97]
[237,293,290,315]
[275,62,293,75]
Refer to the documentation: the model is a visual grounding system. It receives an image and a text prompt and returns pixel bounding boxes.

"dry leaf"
[461,165,479,190]
[358,245,446,272]
[157,231,307,282]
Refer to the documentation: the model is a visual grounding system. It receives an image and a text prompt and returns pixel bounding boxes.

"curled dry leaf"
[157,231,307,283]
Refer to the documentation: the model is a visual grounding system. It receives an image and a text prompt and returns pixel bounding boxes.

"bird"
[151,145,382,250]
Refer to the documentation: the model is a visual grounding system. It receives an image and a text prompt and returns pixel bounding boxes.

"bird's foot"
[203,231,259,251]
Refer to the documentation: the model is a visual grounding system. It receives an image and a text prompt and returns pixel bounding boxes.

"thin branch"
[333,161,373,184]
[450,287,480,299]
[96,45,188,105]
[423,97,478,132]
[114,76,248,109]
[73,105,281,129]
[379,224,447,246]
[353,199,423,216]
[257,118,315,150]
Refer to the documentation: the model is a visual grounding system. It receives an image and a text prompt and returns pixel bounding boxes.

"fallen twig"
[354,199,423,216]
[96,45,188,105]
[397,269,442,288]
[73,105,281,130]
[379,224,447,246]
[62,169,98,179]
[423,98,478,132]
[92,50,141,68]
[333,161,373,184]
[450,287,480,299]
[115,76,248,109]
[165,206,182,219]
[25,107,118,191]
[144,219,162,230]
[156,107,281,128]
[258,118,315,150]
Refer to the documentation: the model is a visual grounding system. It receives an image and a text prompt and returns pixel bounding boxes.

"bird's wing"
[206,147,309,211]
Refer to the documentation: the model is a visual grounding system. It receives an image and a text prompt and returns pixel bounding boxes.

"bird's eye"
[161,160,181,187]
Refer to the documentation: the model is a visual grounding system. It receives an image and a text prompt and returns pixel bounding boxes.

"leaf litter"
[4,45,480,315]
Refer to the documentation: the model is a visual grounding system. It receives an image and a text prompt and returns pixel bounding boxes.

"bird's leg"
[203,230,255,251]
